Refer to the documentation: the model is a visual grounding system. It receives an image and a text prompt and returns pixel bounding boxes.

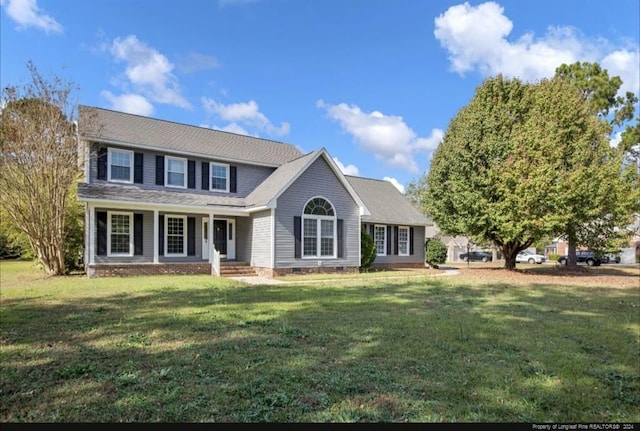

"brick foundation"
[88,263,212,277]
[256,266,360,277]
[87,262,424,278]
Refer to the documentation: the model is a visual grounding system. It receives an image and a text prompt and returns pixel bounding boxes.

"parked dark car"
[557,250,601,266]
[460,251,493,262]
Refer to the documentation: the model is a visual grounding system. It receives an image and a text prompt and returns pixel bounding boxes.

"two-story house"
[77,106,431,277]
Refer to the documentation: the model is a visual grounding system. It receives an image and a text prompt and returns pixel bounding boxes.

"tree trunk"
[502,241,519,270]
[565,225,578,267]
[567,240,577,267]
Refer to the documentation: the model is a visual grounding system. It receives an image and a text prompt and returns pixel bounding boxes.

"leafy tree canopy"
[0,61,82,275]
[424,75,627,270]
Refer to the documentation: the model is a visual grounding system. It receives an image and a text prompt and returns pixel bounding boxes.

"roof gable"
[346,175,430,226]
[246,148,368,214]
[79,105,303,167]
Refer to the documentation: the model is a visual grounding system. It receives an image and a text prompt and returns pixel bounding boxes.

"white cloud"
[434,1,639,94]
[383,177,405,194]
[333,157,360,176]
[601,49,640,95]
[100,91,154,116]
[317,99,443,173]
[109,35,191,109]
[176,52,220,73]
[202,97,290,137]
[609,131,623,149]
[3,0,62,33]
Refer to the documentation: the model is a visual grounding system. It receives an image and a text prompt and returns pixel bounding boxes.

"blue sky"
[1,0,638,193]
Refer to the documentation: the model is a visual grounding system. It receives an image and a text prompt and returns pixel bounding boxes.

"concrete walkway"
[227,276,290,285]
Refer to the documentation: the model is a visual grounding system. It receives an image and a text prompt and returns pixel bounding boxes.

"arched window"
[302,197,336,258]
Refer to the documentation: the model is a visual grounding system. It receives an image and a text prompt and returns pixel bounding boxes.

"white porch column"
[209,212,217,275]
[153,210,159,263]
[88,204,95,265]
[208,212,214,263]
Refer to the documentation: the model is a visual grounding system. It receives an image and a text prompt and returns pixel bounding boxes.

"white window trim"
[209,162,230,193]
[301,197,337,259]
[165,156,187,188]
[107,211,133,257]
[374,224,387,256]
[398,226,410,257]
[165,214,187,257]
[302,216,337,259]
[107,148,133,184]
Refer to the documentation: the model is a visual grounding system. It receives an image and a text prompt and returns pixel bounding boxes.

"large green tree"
[554,62,639,264]
[555,62,637,129]
[0,62,83,275]
[424,75,626,270]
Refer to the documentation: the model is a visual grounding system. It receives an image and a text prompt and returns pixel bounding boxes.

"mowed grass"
[1,259,638,423]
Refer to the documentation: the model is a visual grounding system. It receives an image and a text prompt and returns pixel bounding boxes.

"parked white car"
[516,250,546,264]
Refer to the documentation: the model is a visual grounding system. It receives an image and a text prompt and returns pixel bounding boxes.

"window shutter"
[134,213,143,255]
[97,148,107,180]
[369,224,374,236]
[187,217,195,256]
[337,219,344,258]
[132,152,144,184]
[201,162,209,190]
[386,226,392,255]
[187,160,196,189]
[158,215,164,256]
[294,216,301,258]
[97,211,107,255]
[230,166,237,193]
[155,155,164,185]
[394,226,399,255]
[409,227,414,255]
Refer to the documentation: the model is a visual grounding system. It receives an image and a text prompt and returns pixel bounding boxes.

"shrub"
[360,229,376,272]
[425,238,447,268]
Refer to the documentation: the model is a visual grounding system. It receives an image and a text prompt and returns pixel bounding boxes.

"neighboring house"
[439,236,471,262]
[77,106,431,277]
[545,213,640,264]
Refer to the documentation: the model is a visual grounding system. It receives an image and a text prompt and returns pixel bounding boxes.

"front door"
[214,220,227,257]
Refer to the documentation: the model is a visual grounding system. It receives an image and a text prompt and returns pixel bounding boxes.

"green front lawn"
[1,260,638,422]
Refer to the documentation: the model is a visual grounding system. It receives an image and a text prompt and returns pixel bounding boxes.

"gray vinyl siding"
[250,210,272,267]
[89,143,275,198]
[93,208,204,264]
[274,157,360,269]
[363,223,426,265]
[235,217,252,263]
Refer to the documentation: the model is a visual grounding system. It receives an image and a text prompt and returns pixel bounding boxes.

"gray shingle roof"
[78,183,247,209]
[346,175,431,226]
[79,105,303,167]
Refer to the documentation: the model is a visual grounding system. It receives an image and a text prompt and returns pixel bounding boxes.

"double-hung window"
[108,148,133,183]
[166,157,186,188]
[165,215,186,256]
[108,211,133,256]
[210,162,229,192]
[374,225,386,256]
[302,197,336,258]
[398,226,409,256]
